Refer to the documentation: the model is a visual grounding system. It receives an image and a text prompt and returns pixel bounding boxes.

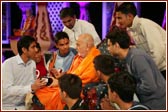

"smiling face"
[61,16,76,29]
[115,12,132,28]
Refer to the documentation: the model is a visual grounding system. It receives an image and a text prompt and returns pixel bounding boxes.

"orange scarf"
[68,47,100,86]
[35,47,100,110]
[35,86,65,110]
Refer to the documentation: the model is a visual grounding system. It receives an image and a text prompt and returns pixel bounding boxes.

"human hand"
[100,96,116,110]
[49,68,63,79]
[31,78,47,92]
[47,76,58,87]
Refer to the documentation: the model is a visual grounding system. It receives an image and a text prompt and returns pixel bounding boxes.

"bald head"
[78,33,94,48]
[76,33,95,58]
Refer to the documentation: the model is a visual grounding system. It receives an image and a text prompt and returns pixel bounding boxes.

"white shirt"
[128,16,166,71]
[63,19,101,48]
[2,54,36,110]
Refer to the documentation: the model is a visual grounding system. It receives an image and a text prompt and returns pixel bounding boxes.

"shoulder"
[129,102,150,110]
[70,47,78,55]
[138,16,159,28]
[77,19,93,26]
[3,55,17,65]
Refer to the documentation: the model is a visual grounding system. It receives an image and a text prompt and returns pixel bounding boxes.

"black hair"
[106,26,130,49]
[36,42,41,52]
[116,2,137,17]
[59,7,75,19]
[93,55,115,75]
[58,74,82,99]
[54,31,69,44]
[108,71,136,102]
[17,36,36,55]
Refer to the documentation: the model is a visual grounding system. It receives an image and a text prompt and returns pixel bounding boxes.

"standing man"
[106,26,166,110]
[59,7,101,48]
[2,36,46,110]
[115,2,166,78]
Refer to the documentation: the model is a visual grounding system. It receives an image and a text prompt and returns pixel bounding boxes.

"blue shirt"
[55,48,77,72]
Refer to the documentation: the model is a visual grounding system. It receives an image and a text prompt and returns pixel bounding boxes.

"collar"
[16,54,32,65]
[64,98,83,110]
[57,49,71,57]
[128,15,140,31]
[71,19,78,31]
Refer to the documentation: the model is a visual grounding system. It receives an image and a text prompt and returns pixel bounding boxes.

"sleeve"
[131,55,157,95]
[2,61,32,97]
[140,23,166,68]
[83,22,101,46]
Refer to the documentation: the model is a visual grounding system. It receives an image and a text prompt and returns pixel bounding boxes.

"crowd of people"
[2,2,166,110]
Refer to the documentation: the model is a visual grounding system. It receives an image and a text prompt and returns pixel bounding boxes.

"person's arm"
[2,61,32,96]
[2,61,46,97]
[140,22,166,69]
[131,55,158,95]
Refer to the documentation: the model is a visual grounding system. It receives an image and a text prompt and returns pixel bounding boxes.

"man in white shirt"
[2,36,47,110]
[59,7,101,48]
[115,2,166,79]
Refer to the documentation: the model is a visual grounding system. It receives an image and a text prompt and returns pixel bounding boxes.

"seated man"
[47,31,77,73]
[13,8,35,37]
[107,71,149,110]
[58,74,89,110]
[34,33,100,110]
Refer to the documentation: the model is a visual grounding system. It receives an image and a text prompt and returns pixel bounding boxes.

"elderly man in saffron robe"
[34,33,100,110]
[14,8,35,37]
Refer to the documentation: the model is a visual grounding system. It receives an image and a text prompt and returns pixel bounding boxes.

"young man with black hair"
[115,2,166,78]
[59,7,101,48]
[2,36,46,110]
[107,71,149,110]
[106,26,166,110]
[48,31,77,73]
[58,74,89,110]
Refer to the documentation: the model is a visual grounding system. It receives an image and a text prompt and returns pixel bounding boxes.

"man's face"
[34,50,42,63]
[61,16,76,29]
[26,41,38,60]
[107,39,117,57]
[76,39,88,58]
[115,12,132,28]
[56,38,70,56]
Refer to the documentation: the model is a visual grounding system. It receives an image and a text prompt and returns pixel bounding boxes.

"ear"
[73,15,76,19]
[115,42,120,49]
[96,70,101,78]
[113,91,119,100]
[62,91,67,98]
[127,13,134,20]
[55,43,58,48]
[22,47,27,54]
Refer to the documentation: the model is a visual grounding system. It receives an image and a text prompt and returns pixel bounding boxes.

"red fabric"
[36,56,47,78]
